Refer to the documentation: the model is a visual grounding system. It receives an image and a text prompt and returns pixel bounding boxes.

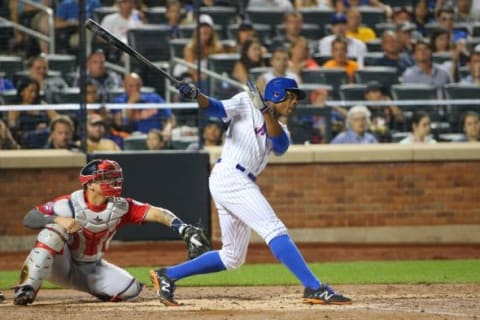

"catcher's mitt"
[180,225,212,259]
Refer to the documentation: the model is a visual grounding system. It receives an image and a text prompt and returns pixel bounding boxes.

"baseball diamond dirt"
[1,242,479,319]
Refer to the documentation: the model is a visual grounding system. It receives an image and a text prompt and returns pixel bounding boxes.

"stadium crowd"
[0,0,479,151]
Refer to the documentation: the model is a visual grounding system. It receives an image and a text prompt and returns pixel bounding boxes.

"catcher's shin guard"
[15,224,67,304]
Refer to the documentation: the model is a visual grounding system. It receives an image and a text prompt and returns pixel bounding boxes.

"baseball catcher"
[12,159,210,306]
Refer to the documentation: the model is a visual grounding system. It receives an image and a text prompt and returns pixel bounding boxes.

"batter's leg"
[210,180,322,291]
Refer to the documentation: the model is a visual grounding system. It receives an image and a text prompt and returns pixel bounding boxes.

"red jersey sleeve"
[36,195,70,215]
[120,198,151,225]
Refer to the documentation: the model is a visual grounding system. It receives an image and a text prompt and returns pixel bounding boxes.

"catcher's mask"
[79,159,123,197]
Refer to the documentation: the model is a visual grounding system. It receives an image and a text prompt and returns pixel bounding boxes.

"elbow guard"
[269,130,289,155]
[204,97,227,118]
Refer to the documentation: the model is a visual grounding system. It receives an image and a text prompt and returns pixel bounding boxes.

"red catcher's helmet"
[79,159,123,197]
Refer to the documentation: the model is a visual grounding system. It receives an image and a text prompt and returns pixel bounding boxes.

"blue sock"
[269,234,321,290]
[166,250,226,281]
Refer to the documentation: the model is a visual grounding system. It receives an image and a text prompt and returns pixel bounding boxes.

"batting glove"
[177,82,199,100]
[247,81,270,113]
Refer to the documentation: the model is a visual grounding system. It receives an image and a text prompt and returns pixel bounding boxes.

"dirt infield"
[1,285,479,320]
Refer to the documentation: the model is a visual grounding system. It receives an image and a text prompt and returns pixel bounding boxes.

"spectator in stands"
[330,105,378,144]
[294,0,333,9]
[323,37,359,83]
[271,11,304,49]
[318,13,367,66]
[364,80,404,141]
[401,38,452,97]
[334,0,392,18]
[412,0,433,37]
[247,0,293,11]
[86,113,121,153]
[9,0,53,54]
[76,50,123,103]
[175,14,224,93]
[0,119,20,149]
[186,117,224,150]
[27,55,69,104]
[454,0,480,23]
[101,0,144,44]
[457,111,480,142]
[255,47,301,91]
[146,128,167,150]
[233,20,268,55]
[112,73,175,140]
[85,81,126,149]
[430,27,468,80]
[9,0,52,55]
[345,7,376,43]
[44,115,80,149]
[7,77,55,148]
[373,30,412,77]
[391,6,412,25]
[395,22,416,59]
[399,110,436,144]
[288,36,319,80]
[232,38,265,84]
[460,45,480,84]
[307,87,346,143]
[164,0,183,39]
[0,72,15,93]
[435,6,469,44]
[55,0,101,53]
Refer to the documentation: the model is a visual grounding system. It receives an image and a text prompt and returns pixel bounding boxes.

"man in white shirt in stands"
[100,0,144,43]
[318,13,367,67]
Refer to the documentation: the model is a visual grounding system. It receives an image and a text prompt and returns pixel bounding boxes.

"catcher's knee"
[98,280,144,302]
[37,224,68,253]
[219,247,247,270]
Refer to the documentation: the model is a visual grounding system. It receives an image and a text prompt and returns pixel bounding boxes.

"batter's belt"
[216,158,256,182]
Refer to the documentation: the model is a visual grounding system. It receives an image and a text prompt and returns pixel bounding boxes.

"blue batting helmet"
[263,77,306,103]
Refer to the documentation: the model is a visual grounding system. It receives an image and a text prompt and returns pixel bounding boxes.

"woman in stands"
[232,38,265,84]
[7,77,55,148]
[399,110,437,144]
[177,14,224,94]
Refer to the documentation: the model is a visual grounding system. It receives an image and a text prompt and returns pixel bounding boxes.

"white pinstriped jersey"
[219,91,290,176]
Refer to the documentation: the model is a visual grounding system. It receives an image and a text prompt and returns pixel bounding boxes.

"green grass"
[1,259,479,290]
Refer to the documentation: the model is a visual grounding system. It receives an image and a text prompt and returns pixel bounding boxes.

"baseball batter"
[12,159,210,305]
[150,78,352,305]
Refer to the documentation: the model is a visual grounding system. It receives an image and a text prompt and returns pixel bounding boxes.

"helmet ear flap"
[79,159,102,185]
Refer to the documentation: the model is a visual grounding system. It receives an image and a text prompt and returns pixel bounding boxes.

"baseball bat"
[85,19,180,85]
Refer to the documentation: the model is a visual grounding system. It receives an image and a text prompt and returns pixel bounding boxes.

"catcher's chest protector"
[53,190,129,262]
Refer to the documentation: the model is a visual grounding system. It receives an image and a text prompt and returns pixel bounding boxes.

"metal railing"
[1,0,55,53]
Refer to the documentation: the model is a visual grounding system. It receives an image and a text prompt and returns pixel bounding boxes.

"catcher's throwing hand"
[54,216,83,233]
[179,225,212,259]
[177,82,199,100]
[247,80,270,113]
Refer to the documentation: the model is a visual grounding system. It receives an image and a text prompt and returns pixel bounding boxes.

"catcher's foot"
[13,285,36,306]
[149,268,180,306]
[0,291,5,303]
[303,285,352,305]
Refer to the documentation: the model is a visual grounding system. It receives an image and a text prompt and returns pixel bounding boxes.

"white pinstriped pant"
[209,161,288,270]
